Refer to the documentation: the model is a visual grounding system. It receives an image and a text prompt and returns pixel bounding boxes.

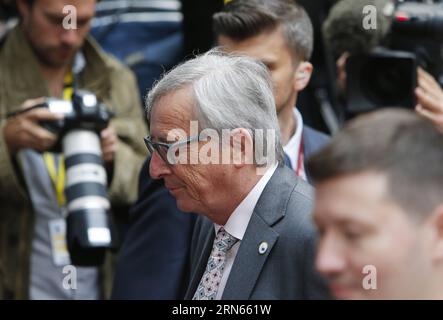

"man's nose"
[61,29,79,46]
[149,151,172,179]
[315,233,347,277]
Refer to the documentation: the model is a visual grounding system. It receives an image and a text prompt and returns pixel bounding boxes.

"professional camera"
[346,48,417,112]
[345,1,443,114]
[40,90,116,266]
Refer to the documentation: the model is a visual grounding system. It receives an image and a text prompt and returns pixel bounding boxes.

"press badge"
[49,219,71,266]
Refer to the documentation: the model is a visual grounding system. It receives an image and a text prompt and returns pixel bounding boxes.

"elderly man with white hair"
[144,49,330,300]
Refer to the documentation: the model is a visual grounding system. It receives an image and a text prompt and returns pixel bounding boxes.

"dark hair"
[0,0,35,19]
[213,0,313,61]
[307,108,443,218]
[322,0,393,59]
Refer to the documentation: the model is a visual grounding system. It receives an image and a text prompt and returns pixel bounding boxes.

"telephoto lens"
[60,91,116,266]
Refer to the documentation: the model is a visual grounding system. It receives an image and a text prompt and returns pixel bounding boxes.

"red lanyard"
[296,137,304,177]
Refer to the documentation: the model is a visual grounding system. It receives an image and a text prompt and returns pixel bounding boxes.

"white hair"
[145,48,283,166]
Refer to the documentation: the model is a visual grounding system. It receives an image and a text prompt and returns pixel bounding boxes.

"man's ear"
[294,61,313,92]
[428,204,443,265]
[336,52,350,93]
[230,128,254,169]
[16,0,31,21]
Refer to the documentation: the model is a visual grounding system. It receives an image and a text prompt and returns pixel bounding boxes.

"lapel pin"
[258,242,268,255]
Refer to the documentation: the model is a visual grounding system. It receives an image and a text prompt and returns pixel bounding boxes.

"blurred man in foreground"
[308,109,443,299]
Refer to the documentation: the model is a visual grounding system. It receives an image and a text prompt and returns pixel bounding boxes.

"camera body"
[41,90,116,266]
[346,48,417,114]
[389,1,443,84]
[41,90,112,149]
[345,1,443,115]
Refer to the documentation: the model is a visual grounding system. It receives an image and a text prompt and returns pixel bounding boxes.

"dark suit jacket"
[185,165,330,299]
[303,125,330,181]
[303,125,329,160]
[111,159,196,299]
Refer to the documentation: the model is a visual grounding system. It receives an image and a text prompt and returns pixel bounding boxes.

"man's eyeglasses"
[144,135,200,164]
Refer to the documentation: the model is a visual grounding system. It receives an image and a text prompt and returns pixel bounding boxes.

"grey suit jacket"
[184,165,330,300]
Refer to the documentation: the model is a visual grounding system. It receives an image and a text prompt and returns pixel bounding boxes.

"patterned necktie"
[193,227,238,300]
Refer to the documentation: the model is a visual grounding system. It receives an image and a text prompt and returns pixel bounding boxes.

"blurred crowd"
[0,0,443,300]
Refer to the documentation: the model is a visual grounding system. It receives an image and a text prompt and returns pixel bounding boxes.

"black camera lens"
[361,57,414,107]
[346,50,417,114]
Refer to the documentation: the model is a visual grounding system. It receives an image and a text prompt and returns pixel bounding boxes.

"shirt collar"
[214,163,278,240]
[283,108,304,169]
[283,107,304,150]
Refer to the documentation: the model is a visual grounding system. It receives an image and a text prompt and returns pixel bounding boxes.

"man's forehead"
[314,172,390,224]
[149,88,194,138]
[37,0,96,16]
[217,26,291,60]
[219,36,278,60]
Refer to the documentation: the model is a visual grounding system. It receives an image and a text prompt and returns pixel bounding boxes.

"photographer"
[0,0,147,299]
[323,0,443,128]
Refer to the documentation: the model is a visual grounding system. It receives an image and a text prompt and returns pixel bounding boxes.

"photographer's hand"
[415,68,443,132]
[100,126,118,164]
[3,98,63,156]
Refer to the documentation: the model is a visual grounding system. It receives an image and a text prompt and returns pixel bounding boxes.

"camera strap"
[43,71,74,207]
[43,153,66,206]
[62,72,74,101]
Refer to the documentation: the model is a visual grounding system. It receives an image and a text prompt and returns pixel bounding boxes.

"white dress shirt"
[213,162,278,300]
[283,108,307,180]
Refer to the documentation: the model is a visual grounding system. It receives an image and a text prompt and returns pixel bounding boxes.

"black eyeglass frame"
[143,135,200,164]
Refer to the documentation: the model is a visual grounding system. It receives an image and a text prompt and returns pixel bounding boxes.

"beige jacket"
[0,25,148,299]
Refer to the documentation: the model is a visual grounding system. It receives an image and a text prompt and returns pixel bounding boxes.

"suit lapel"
[221,213,279,299]
[186,167,299,300]
[184,226,215,299]
[222,166,295,299]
